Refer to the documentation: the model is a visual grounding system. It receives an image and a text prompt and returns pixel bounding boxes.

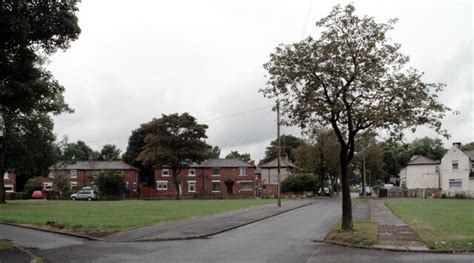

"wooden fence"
[382,188,441,198]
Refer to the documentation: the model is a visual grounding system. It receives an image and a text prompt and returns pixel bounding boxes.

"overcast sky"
[48,0,473,161]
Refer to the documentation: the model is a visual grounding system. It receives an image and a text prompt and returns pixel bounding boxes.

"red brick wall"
[154,167,257,198]
[3,172,16,192]
[48,169,139,191]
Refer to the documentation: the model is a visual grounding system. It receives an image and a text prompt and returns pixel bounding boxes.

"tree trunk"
[172,170,181,200]
[340,153,353,231]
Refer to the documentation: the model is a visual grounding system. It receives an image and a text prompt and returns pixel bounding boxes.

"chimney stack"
[453,142,461,149]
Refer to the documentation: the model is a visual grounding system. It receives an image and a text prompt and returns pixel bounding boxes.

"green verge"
[0,199,275,234]
[0,240,17,250]
[326,221,378,247]
[384,198,474,250]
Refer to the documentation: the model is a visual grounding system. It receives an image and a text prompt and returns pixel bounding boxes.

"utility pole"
[276,100,281,207]
[0,112,5,203]
[362,150,366,196]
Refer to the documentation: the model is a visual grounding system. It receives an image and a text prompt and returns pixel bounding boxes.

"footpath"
[106,199,317,241]
[351,198,428,251]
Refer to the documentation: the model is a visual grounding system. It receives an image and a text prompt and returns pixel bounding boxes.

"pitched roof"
[407,155,439,165]
[198,159,255,168]
[463,151,474,160]
[50,161,140,171]
[259,158,296,168]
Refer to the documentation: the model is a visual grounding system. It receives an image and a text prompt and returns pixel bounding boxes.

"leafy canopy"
[264,134,304,162]
[225,151,253,164]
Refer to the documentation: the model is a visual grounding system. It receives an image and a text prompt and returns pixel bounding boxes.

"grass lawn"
[326,221,378,247]
[0,240,16,250]
[0,199,275,235]
[384,198,474,250]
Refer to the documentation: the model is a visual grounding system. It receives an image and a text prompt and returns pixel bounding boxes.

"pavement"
[0,247,32,263]
[106,198,316,241]
[369,199,429,251]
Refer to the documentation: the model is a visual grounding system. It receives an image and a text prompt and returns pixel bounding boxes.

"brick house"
[3,172,16,193]
[47,161,140,192]
[154,159,257,198]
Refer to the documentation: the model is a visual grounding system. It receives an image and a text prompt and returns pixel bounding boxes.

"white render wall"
[405,164,439,189]
[440,146,472,195]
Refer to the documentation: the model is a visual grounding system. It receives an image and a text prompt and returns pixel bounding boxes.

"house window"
[212,180,221,192]
[212,168,220,176]
[43,182,53,191]
[48,171,54,178]
[240,181,253,191]
[239,167,247,176]
[188,169,196,177]
[3,172,8,179]
[70,181,78,191]
[188,180,196,192]
[125,182,129,190]
[157,181,168,190]
[133,182,137,192]
[449,179,462,188]
[452,161,459,171]
[4,184,14,193]
[162,169,169,177]
[70,170,77,178]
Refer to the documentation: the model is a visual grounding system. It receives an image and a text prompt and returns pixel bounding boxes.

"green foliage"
[461,142,474,151]
[281,174,318,193]
[24,177,42,191]
[379,140,410,179]
[52,172,69,198]
[207,145,221,159]
[225,151,253,164]
[94,171,126,200]
[98,144,121,161]
[137,113,210,199]
[123,125,155,186]
[60,139,95,161]
[264,134,304,162]
[408,137,447,161]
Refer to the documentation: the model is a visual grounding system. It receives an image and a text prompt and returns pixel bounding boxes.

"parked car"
[382,184,394,190]
[70,189,99,201]
[318,187,331,196]
[359,186,372,196]
[31,190,44,199]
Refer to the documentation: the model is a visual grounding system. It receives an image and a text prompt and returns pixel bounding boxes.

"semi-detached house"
[154,158,256,198]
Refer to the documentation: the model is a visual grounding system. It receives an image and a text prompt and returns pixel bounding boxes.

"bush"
[281,174,317,193]
[24,177,43,191]
[94,170,126,200]
[454,192,466,199]
[441,192,448,199]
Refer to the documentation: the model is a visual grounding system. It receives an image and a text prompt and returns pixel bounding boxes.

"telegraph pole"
[276,100,281,207]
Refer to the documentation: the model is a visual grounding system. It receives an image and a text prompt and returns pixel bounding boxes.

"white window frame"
[3,172,8,180]
[452,161,459,171]
[125,181,130,189]
[70,181,78,190]
[449,179,462,188]
[43,182,53,191]
[239,180,253,191]
[211,180,221,192]
[70,169,77,178]
[188,180,196,193]
[239,167,247,176]
[162,169,169,177]
[188,168,196,177]
[4,184,14,193]
[157,180,168,191]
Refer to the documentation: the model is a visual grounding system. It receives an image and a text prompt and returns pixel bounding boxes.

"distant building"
[399,155,440,189]
[259,157,300,185]
[3,172,16,193]
[154,159,256,198]
[47,161,140,192]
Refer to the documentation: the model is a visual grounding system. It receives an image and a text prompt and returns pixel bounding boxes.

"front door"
[227,184,233,194]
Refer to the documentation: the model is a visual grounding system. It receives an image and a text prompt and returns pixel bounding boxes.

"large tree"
[461,142,474,151]
[225,151,254,164]
[60,140,94,161]
[261,4,450,230]
[98,144,121,161]
[379,140,410,181]
[206,145,221,159]
[123,125,155,186]
[408,137,447,161]
[0,0,81,203]
[137,113,210,199]
[263,134,304,163]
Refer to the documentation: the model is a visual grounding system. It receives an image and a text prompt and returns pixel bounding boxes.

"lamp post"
[0,112,5,203]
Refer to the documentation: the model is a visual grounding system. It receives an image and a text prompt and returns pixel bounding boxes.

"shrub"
[24,177,43,191]
[441,192,448,199]
[281,174,317,193]
[454,192,466,199]
[94,170,126,200]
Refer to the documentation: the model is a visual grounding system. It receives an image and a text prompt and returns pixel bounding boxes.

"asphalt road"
[1,198,473,262]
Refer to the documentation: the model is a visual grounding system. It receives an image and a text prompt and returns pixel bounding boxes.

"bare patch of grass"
[326,221,378,247]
